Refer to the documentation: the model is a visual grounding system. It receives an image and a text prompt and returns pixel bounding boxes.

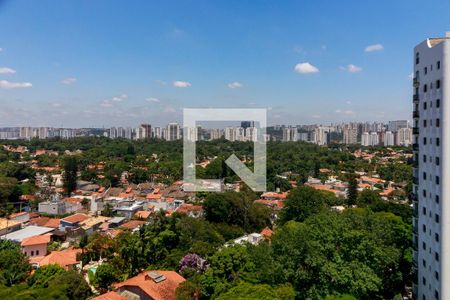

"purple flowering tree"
[179,253,209,275]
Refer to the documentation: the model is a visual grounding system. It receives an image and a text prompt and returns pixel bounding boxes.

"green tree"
[95,263,119,290]
[279,186,325,224]
[62,156,78,197]
[0,248,30,286]
[27,264,65,288]
[216,282,295,300]
[346,175,358,207]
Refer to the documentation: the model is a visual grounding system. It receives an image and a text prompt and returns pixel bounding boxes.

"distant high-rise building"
[141,124,152,140]
[384,131,395,146]
[135,126,146,140]
[343,127,358,144]
[209,129,222,140]
[241,121,254,129]
[361,132,379,146]
[388,120,409,132]
[153,127,162,139]
[282,127,297,142]
[124,127,133,139]
[20,127,33,140]
[225,127,236,141]
[396,127,412,146]
[245,127,257,142]
[166,123,180,141]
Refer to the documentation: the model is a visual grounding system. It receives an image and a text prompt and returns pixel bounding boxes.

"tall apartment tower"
[166,123,180,141]
[412,33,450,300]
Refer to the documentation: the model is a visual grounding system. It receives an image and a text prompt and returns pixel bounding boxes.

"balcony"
[413,217,418,234]
[413,94,419,102]
[412,143,419,151]
[413,77,419,87]
[412,127,419,134]
[413,111,419,118]
[412,235,418,251]
[413,250,418,266]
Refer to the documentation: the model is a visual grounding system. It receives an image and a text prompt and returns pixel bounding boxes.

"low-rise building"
[21,233,52,258]
[114,270,186,300]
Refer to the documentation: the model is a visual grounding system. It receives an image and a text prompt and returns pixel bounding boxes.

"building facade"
[412,33,449,300]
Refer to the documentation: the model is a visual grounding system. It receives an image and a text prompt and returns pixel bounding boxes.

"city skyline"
[1,1,450,126]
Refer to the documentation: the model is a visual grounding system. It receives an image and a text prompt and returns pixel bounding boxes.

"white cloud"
[112,94,128,102]
[408,72,414,80]
[61,77,77,85]
[227,81,243,89]
[0,80,32,89]
[51,103,62,108]
[346,100,352,105]
[173,81,191,88]
[0,67,16,75]
[364,44,384,52]
[336,109,355,115]
[341,64,362,73]
[146,97,161,103]
[294,62,319,74]
[101,94,128,108]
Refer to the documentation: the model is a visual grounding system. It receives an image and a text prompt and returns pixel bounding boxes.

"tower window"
[435,214,440,223]
[436,157,440,166]
[435,233,439,242]
[436,80,441,89]
[424,84,428,92]
[424,67,428,75]
[416,52,420,64]
[436,176,440,185]
[436,138,440,146]
[436,119,440,127]
[436,195,440,204]
[436,99,440,107]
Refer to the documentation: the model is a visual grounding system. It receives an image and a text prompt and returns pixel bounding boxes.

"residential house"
[60,213,90,231]
[21,233,52,258]
[114,270,186,300]
[32,248,82,270]
[0,225,54,243]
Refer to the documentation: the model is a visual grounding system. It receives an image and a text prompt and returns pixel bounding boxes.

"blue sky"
[0,0,449,127]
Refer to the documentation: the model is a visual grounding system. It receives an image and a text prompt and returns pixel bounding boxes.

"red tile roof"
[254,199,284,209]
[120,220,146,230]
[38,248,81,270]
[261,192,288,200]
[29,217,60,228]
[176,204,203,214]
[92,291,127,300]
[135,211,151,219]
[146,193,162,200]
[62,213,89,224]
[261,227,273,238]
[114,271,185,300]
[21,233,52,247]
